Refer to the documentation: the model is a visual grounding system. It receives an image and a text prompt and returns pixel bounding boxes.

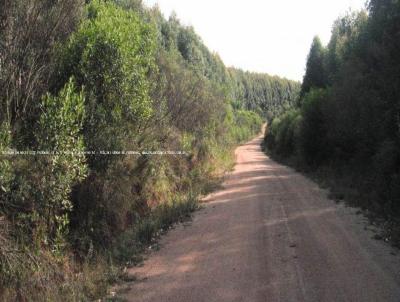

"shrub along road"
[121,133,400,302]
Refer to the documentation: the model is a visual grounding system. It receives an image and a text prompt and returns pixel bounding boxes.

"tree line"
[228,68,300,120]
[265,0,400,244]
[0,0,299,300]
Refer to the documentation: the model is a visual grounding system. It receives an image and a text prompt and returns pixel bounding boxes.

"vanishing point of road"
[121,132,400,302]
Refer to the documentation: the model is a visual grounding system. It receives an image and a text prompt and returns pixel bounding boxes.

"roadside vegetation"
[264,0,400,246]
[0,0,299,300]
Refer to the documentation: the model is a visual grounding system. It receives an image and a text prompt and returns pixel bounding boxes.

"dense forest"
[0,0,299,300]
[265,1,400,243]
[228,68,299,120]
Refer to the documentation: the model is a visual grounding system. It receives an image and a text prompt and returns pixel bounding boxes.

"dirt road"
[121,133,400,302]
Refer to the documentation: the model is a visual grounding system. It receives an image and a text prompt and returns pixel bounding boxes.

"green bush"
[36,78,87,252]
[57,1,156,170]
[0,80,91,301]
[265,109,301,158]
[229,109,263,143]
[298,88,330,166]
[2,79,87,252]
[55,1,158,254]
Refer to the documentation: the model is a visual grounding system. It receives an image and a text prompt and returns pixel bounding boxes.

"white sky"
[143,0,367,81]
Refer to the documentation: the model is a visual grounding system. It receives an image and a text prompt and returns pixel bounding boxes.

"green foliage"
[300,36,328,98]
[2,80,88,252]
[1,81,89,301]
[153,49,227,133]
[265,109,301,158]
[113,0,145,14]
[149,9,297,120]
[298,89,331,166]
[228,68,300,120]
[36,79,87,251]
[57,1,156,170]
[0,0,83,140]
[155,13,229,86]
[229,110,263,143]
[326,11,368,83]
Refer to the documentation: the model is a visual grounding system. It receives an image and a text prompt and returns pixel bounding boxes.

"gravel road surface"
[121,133,400,302]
